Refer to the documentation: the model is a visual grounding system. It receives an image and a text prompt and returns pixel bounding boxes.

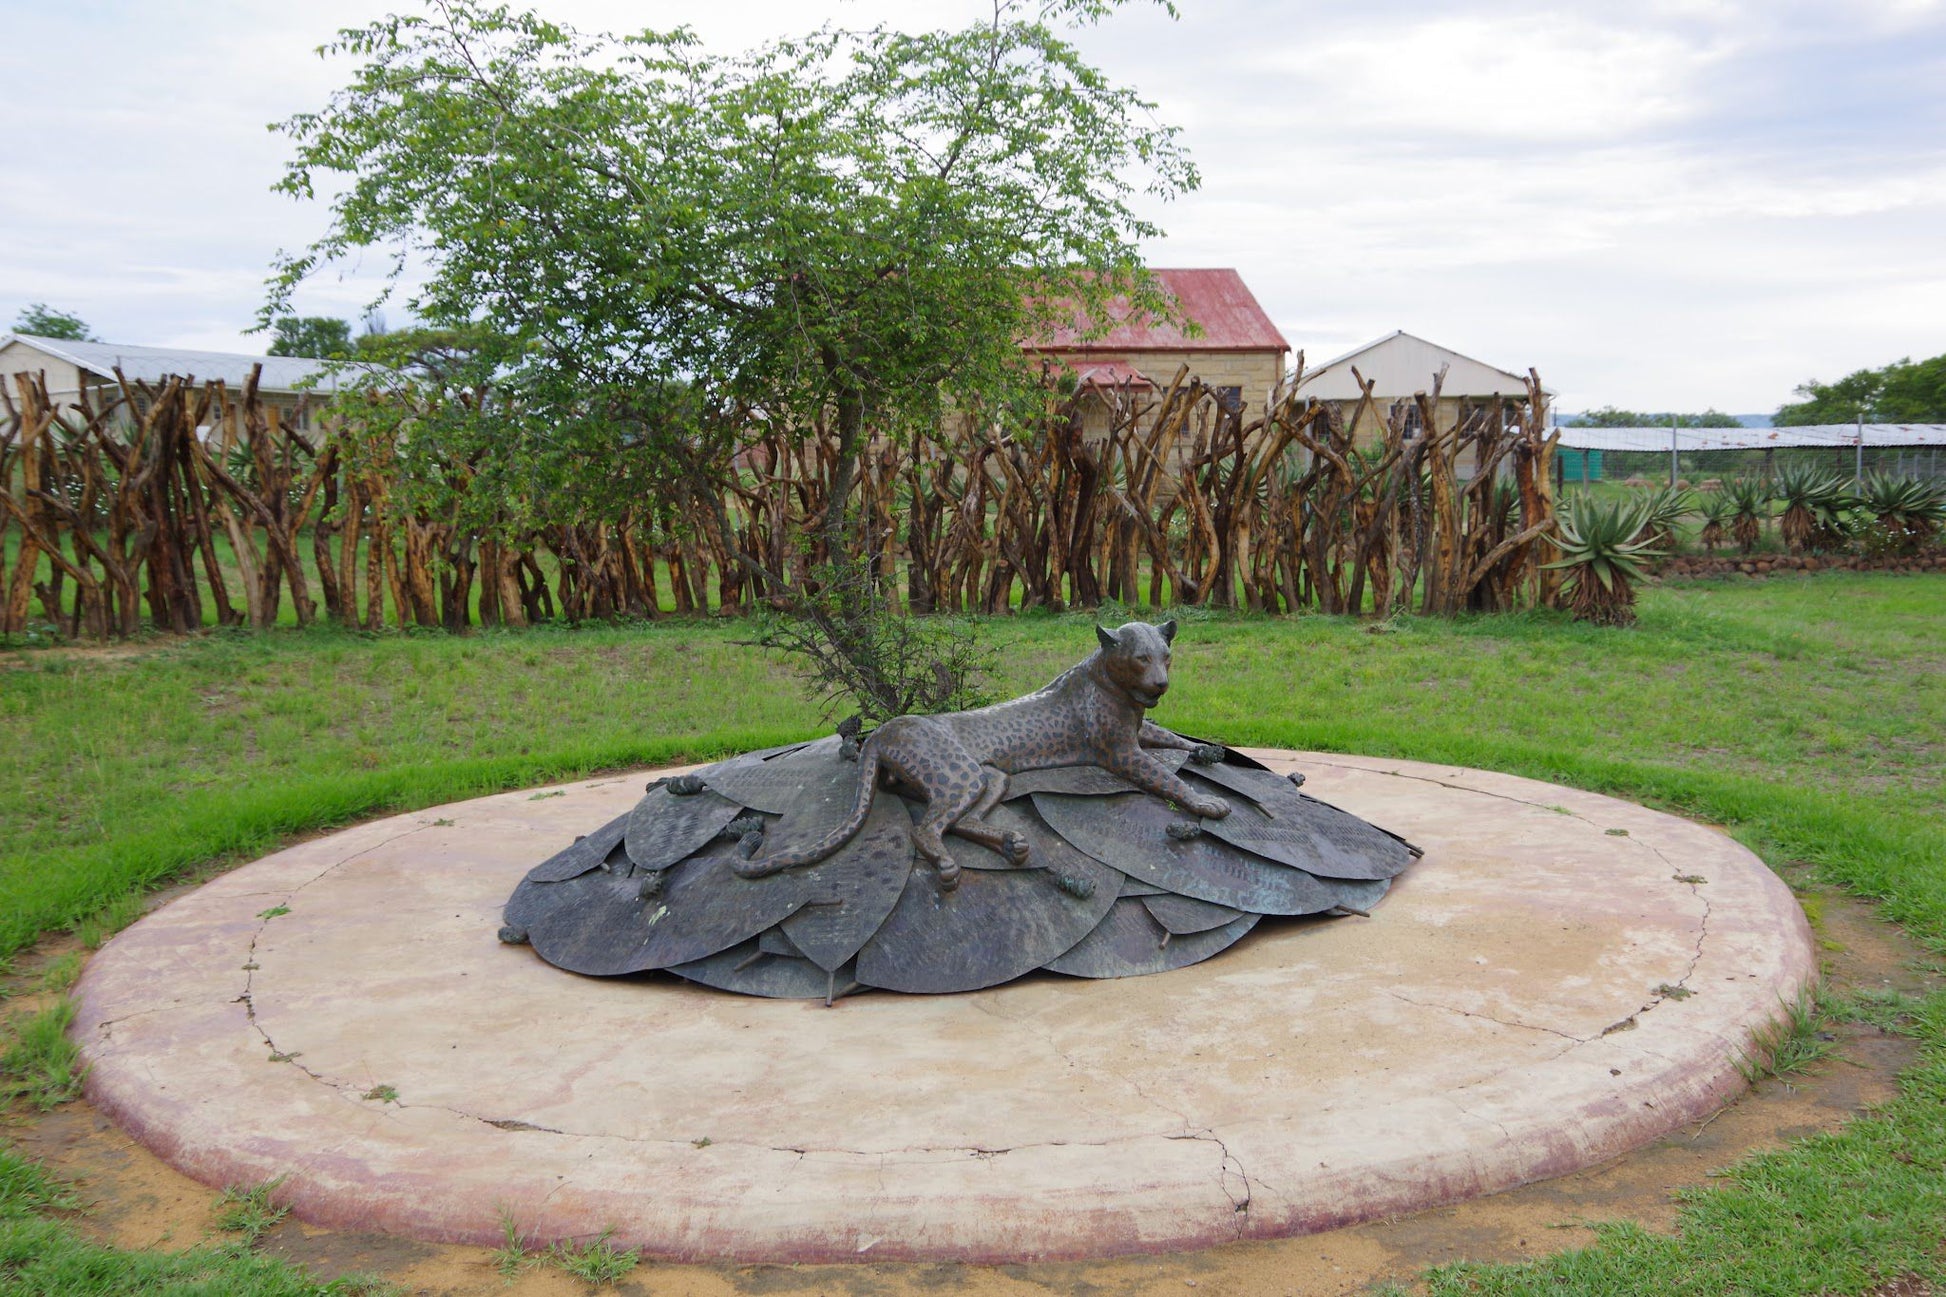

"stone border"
[1659,551,1943,579]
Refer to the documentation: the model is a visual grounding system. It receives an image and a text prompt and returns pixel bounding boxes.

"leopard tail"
[734,739,881,877]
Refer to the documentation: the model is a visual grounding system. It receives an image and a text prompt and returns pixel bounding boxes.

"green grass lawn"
[2,572,1944,1294]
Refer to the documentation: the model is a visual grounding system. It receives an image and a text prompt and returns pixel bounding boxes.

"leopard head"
[1094,620,1177,710]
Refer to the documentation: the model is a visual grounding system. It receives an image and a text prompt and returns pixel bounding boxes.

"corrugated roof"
[1027,269,1290,354]
[1555,424,1946,451]
[1,333,355,393]
[1054,358,1155,389]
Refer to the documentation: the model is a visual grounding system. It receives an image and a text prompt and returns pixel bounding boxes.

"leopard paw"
[718,815,765,843]
[1191,794,1231,820]
[1053,871,1095,899]
[936,858,962,891]
[1001,831,1031,865]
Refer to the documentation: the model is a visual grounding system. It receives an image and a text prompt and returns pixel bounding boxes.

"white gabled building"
[1296,330,1550,446]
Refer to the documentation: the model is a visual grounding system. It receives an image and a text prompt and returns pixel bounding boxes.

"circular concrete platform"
[73,753,1814,1263]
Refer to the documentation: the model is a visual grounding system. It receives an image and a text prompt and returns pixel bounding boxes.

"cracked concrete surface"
[71,753,1815,1264]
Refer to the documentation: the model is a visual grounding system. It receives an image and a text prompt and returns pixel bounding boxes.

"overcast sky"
[3,0,1942,413]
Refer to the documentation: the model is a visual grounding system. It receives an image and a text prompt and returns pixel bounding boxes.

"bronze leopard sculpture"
[735,620,1230,889]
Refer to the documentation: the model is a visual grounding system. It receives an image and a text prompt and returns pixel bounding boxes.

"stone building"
[1023,268,1290,436]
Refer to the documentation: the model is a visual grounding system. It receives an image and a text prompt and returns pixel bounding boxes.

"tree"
[1569,406,1743,428]
[266,315,354,358]
[1776,353,1946,425]
[268,0,1194,558]
[11,303,97,341]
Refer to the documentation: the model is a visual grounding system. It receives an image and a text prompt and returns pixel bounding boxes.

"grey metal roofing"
[1554,424,1946,451]
[0,333,359,393]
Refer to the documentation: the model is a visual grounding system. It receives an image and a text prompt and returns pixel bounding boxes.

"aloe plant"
[1770,462,1851,552]
[1545,495,1664,627]
[1631,485,1693,551]
[1723,477,1769,554]
[1859,473,1946,555]
[1696,489,1732,554]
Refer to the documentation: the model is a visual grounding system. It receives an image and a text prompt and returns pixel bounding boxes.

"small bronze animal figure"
[736,620,1228,889]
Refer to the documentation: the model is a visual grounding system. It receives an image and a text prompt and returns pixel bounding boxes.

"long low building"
[1553,424,1946,450]
[0,333,350,428]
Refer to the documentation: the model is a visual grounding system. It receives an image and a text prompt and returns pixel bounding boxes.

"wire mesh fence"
[1553,425,1946,489]
[1559,445,1946,489]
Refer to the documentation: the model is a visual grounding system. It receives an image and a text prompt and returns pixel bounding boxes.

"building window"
[1401,404,1423,439]
[1215,385,1242,413]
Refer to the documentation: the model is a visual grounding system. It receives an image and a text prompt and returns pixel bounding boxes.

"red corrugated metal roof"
[1027,268,1290,354]
[1057,358,1154,389]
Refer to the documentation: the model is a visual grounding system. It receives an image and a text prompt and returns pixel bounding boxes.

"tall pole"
[1670,415,1679,488]
[1856,410,1865,486]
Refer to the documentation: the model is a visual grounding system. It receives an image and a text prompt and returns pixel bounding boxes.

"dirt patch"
[0,639,173,668]
[6,879,1933,1297]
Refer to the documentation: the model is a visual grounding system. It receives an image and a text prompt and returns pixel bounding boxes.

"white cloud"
[1256,15,1725,143]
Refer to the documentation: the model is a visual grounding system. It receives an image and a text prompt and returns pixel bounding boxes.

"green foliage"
[11,303,97,341]
[1545,495,1664,626]
[211,1177,291,1245]
[547,1229,640,1285]
[1695,488,1733,552]
[75,891,147,950]
[1776,351,1946,424]
[268,0,1196,552]
[1826,986,1926,1035]
[1770,461,1855,552]
[1733,989,1836,1084]
[1858,472,1946,555]
[326,323,550,542]
[0,624,821,958]
[1569,406,1745,428]
[491,1207,536,1280]
[0,1147,81,1219]
[0,1172,403,1294]
[1722,476,1770,553]
[743,559,996,725]
[1630,485,1692,549]
[35,952,81,995]
[1,998,85,1110]
[265,0,1186,700]
[265,316,353,358]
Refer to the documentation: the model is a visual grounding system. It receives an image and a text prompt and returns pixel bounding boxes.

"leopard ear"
[1158,619,1178,644]
[1096,624,1117,650]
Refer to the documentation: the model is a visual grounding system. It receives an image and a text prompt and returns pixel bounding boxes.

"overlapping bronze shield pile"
[502,739,1418,999]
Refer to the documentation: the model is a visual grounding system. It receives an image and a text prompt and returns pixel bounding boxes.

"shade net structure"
[502,738,1418,999]
[1554,424,1946,486]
